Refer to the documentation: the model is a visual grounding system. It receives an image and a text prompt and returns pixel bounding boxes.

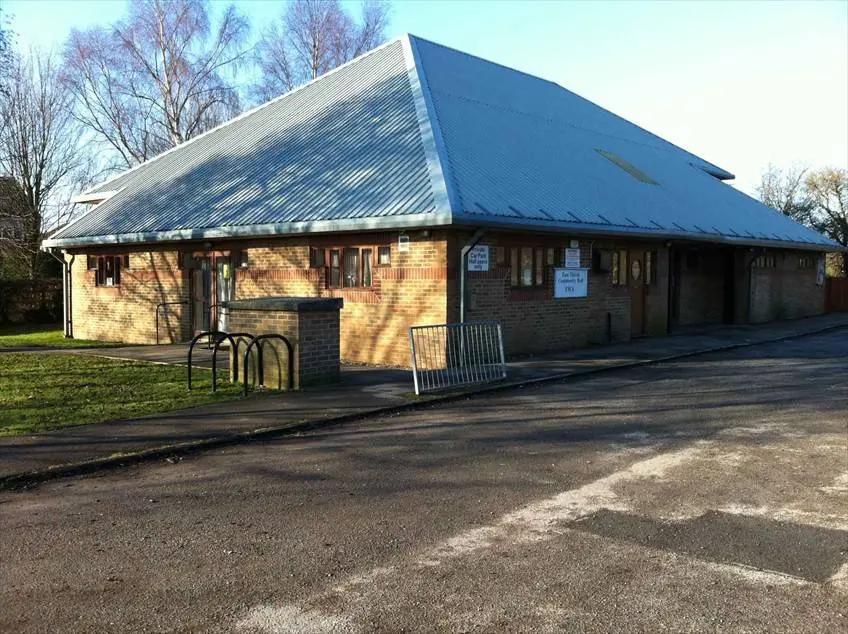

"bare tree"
[62,0,249,168]
[0,50,91,279]
[0,8,14,95]
[756,164,814,223]
[253,0,391,102]
[806,167,848,275]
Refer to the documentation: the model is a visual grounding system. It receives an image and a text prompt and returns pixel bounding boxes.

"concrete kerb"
[2,321,845,491]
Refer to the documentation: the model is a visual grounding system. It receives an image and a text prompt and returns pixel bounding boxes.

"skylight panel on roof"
[595,149,659,185]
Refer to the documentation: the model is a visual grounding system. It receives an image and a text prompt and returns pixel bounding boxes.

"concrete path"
[2,330,846,633]
[1,313,846,479]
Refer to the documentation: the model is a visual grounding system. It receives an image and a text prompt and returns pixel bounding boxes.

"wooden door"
[629,250,646,336]
[191,257,212,334]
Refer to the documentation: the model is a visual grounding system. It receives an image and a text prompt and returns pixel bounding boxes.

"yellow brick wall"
[68,250,188,344]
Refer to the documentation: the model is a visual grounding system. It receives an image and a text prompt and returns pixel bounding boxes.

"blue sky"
[5,0,847,194]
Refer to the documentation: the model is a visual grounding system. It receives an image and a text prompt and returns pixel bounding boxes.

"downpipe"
[45,247,73,338]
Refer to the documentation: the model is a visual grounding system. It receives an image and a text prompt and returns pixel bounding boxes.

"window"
[329,250,341,287]
[754,254,776,268]
[645,251,657,285]
[377,246,391,266]
[362,249,373,287]
[310,247,325,268]
[592,249,612,274]
[87,255,98,270]
[343,248,360,287]
[798,255,814,269]
[612,250,628,285]
[327,247,375,288]
[510,246,548,288]
[95,255,122,287]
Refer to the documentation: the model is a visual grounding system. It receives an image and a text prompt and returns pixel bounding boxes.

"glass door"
[191,257,212,334]
[215,257,234,332]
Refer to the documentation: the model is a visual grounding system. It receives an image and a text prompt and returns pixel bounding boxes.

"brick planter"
[224,296,343,389]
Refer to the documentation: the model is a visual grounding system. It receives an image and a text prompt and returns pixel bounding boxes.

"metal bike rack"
[210,332,256,392]
[242,334,294,396]
[187,330,231,390]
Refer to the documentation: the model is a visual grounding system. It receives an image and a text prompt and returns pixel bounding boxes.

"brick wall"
[454,231,670,356]
[68,250,188,344]
[226,301,341,389]
[234,231,448,366]
[749,250,825,322]
[677,248,726,326]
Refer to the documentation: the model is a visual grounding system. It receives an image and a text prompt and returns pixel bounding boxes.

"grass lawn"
[0,352,244,436]
[0,324,120,349]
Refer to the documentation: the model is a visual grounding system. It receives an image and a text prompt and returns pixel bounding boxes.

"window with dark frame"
[798,255,814,269]
[362,248,373,287]
[325,246,379,289]
[645,251,657,285]
[310,247,325,268]
[329,249,341,287]
[612,250,628,285]
[95,255,122,287]
[377,246,391,266]
[343,248,360,288]
[509,246,549,288]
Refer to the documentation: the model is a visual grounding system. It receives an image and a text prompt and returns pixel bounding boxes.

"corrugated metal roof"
[45,34,837,250]
[410,36,834,248]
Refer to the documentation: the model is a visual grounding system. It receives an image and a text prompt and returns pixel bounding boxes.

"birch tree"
[62,0,249,167]
[253,0,390,102]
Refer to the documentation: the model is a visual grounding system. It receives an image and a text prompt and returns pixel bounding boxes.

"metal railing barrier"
[243,334,294,396]
[408,321,507,395]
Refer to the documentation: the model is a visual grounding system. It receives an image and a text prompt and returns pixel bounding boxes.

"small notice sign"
[467,245,489,271]
[554,268,588,299]
[564,248,581,268]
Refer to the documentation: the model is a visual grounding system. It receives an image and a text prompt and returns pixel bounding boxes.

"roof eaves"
[41,211,454,249]
[449,211,838,252]
[401,33,458,218]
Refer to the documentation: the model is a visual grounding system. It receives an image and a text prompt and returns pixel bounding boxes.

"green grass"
[0,324,120,349]
[0,352,244,436]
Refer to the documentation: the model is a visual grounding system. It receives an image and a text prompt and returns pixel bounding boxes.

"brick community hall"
[43,34,839,367]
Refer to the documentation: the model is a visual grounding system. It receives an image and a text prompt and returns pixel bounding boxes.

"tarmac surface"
[2,313,846,478]
[1,328,846,633]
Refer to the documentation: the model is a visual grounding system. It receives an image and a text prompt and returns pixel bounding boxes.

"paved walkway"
[1,313,846,478]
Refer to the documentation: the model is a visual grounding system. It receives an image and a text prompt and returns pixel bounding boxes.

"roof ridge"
[400,34,459,216]
[80,35,411,197]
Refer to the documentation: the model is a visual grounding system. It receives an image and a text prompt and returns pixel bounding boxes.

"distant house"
[43,34,839,365]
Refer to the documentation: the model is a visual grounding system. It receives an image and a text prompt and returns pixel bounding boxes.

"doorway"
[190,253,234,335]
[667,249,682,332]
[629,250,646,336]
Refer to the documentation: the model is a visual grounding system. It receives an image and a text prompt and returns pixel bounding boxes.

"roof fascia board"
[76,36,410,198]
[70,190,120,204]
[401,34,459,216]
[42,211,453,249]
[46,190,126,242]
[449,213,837,252]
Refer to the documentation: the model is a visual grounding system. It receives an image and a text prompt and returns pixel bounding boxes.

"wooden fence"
[826,278,848,313]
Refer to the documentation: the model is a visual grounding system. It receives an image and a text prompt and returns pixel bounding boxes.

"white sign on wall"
[398,234,410,253]
[564,248,581,268]
[554,268,589,298]
[467,245,490,271]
